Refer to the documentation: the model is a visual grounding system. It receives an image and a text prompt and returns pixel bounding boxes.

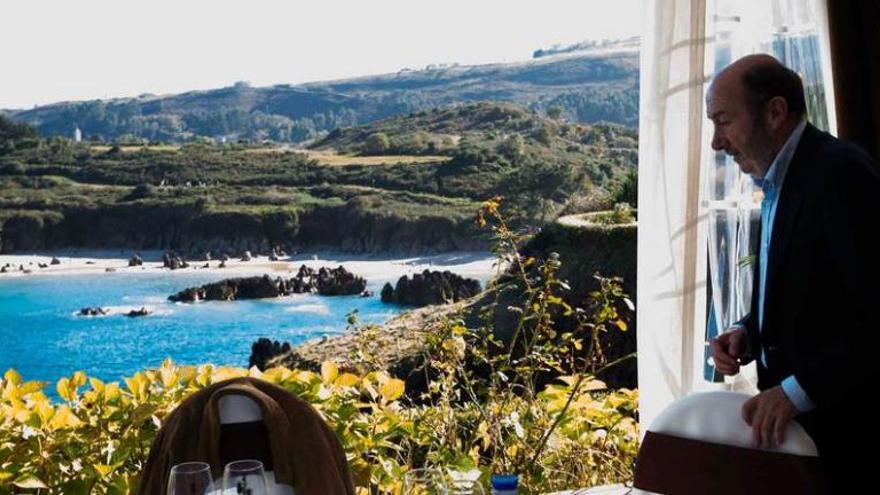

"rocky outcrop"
[249,338,292,369]
[125,307,151,317]
[169,275,280,302]
[315,266,368,296]
[129,254,144,266]
[168,266,367,302]
[79,307,108,316]
[381,270,481,306]
[162,251,188,270]
[50,257,61,265]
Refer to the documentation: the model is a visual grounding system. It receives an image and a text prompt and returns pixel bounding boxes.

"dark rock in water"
[361,290,374,298]
[382,270,481,306]
[125,307,150,317]
[50,257,61,265]
[315,266,367,296]
[169,266,367,302]
[79,306,108,316]
[170,286,204,302]
[297,264,316,278]
[162,251,188,270]
[381,283,394,302]
[169,275,282,302]
[218,260,227,268]
[249,338,292,369]
[202,262,210,269]
[0,266,6,273]
[240,251,252,262]
[105,267,116,273]
[129,254,144,267]
[38,263,48,268]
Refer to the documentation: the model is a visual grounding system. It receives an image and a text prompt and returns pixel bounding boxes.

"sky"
[0,0,640,110]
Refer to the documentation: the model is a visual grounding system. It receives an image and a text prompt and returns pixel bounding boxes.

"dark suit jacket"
[736,123,880,403]
[734,123,880,488]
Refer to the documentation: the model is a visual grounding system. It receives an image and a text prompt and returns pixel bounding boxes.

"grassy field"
[303,150,452,166]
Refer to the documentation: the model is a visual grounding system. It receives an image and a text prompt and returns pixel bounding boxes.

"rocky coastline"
[380,269,481,307]
[168,265,368,302]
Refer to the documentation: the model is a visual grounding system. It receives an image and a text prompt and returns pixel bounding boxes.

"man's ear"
[766,96,789,130]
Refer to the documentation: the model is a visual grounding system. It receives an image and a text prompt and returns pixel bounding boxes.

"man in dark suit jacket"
[709,54,880,492]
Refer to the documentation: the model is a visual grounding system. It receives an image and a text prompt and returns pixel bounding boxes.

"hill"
[0,102,636,254]
[4,51,638,144]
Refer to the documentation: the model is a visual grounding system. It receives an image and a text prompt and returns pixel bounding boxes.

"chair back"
[632,391,823,495]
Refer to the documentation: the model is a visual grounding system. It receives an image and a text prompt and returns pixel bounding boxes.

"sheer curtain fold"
[637,0,710,436]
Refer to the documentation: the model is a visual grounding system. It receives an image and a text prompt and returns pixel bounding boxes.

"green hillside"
[0,100,636,254]
[4,51,638,144]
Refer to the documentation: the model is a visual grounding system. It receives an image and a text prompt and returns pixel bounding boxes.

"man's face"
[706,77,774,179]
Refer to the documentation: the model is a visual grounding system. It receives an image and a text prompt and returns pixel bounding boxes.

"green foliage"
[497,134,525,162]
[611,169,638,207]
[363,132,391,155]
[589,203,636,226]
[0,116,38,143]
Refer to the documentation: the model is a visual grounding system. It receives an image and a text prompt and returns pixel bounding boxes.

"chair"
[217,394,294,494]
[632,391,824,494]
[138,377,354,495]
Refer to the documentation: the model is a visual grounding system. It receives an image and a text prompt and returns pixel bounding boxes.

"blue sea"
[0,270,407,390]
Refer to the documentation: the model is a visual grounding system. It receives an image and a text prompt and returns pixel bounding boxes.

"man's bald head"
[711,54,806,119]
[706,55,807,178]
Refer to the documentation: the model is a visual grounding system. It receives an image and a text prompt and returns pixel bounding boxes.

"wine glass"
[448,468,485,494]
[167,462,215,495]
[222,459,270,495]
[402,467,450,495]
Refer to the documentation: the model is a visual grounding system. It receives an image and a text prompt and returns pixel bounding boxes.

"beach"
[0,249,499,282]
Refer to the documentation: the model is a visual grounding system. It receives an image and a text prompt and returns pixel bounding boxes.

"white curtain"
[637,0,711,435]
[638,0,837,435]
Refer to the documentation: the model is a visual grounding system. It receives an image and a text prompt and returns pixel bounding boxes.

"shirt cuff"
[781,375,816,412]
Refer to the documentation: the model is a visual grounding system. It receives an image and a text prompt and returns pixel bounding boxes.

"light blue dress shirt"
[754,119,815,412]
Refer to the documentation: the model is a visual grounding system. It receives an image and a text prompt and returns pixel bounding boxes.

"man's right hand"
[710,326,748,375]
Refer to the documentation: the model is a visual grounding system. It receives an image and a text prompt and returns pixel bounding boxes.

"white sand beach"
[0,249,500,282]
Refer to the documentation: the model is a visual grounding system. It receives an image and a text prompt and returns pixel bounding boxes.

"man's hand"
[710,326,748,375]
[742,386,799,448]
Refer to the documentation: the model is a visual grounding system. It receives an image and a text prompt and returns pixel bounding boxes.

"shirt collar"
[761,119,807,193]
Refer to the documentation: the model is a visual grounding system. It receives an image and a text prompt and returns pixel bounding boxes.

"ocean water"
[0,271,405,389]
